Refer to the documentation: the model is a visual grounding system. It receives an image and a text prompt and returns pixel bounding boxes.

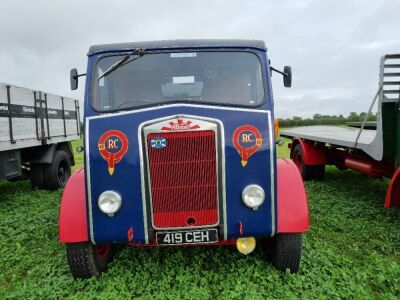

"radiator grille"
[147,130,218,228]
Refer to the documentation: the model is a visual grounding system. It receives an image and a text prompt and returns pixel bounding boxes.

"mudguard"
[292,138,327,165]
[385,167,400,208]
[59,168,88,243]
[277,158,309,233]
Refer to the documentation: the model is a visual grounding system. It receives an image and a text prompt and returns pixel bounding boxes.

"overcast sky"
[0,0,399,118]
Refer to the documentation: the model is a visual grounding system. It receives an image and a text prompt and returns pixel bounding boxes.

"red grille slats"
[150,160,216,188]
[147,130,218,228]
[148,131,215,163]
[152,186,217,212]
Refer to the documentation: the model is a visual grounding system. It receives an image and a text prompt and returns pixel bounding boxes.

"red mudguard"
[59,168,89,243]
[385,167,400,208]
[292,138,327,165]
[277,158,309,233]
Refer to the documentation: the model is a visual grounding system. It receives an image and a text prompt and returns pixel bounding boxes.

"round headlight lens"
[98,191,122,216]
[242,184,265,209]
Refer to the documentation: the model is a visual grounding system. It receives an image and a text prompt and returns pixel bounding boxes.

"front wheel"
[264,233,302,273]
[66,242,115,278]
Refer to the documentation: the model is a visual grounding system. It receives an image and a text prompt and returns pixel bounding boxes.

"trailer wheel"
[66,242,116,278]
[43,150,71,190]
[292,144,315,180]
[265,233,302,273]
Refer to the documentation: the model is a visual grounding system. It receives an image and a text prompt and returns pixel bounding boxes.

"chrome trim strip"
[220,122,227,240]
[86,103,269,121]
[137,124,150,243]
[145,126,220,230]
[85,119,96,244]
[267,111,276,236]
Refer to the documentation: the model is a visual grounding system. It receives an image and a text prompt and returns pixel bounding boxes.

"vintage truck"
[59,40,309,278]
[0,82,80,189]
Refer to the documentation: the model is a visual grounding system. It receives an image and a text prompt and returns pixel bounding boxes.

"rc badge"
[98,130,129,175]
[233,125,262,167]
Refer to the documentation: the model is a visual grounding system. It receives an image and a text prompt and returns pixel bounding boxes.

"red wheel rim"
[95,244,111,259]
[294,153,303,171]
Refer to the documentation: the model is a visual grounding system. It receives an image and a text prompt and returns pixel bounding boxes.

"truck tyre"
[43,150,71,190]
[266,233,302,273]
[66,242,115,278]
[292,144,315,180]
[30,163,45,188]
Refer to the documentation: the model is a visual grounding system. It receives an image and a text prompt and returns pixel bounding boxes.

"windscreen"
[93,51,265,111]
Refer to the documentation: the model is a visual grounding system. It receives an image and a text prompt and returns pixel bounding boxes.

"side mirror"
[70,68,79,90]
[283,66,292,88]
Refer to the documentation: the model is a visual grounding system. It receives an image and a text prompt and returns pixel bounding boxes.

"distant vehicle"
[0,83,80,189]
[59,40,309,278]
[282,54,400,208]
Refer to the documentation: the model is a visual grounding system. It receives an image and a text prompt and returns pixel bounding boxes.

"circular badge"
[98,130,129,175]
[233,125,262,167]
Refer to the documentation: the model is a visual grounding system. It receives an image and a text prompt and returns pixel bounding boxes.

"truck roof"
[88,39,266,54]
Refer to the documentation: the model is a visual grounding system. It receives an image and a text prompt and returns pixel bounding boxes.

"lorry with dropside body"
[0,83,80,189]
[281,54,400,208]
[59,39,309,278]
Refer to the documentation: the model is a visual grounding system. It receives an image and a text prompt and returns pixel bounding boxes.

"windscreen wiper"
[98,48,145,81]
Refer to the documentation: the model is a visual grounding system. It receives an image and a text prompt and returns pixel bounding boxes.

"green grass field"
[0,138,399,299]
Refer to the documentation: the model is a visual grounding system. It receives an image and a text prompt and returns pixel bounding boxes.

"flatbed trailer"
[0,82,80,189]
[281,54,400,208]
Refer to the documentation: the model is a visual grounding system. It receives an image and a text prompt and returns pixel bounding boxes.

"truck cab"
[59,40,309,278]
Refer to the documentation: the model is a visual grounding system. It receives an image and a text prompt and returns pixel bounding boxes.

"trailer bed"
[280,125,381,160]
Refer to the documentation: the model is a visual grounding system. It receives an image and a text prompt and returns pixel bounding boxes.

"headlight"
[98,191,122,216]
[242,184,265,209]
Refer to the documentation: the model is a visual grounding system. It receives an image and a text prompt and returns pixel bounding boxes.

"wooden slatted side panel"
[46,93,64,138]
[64,98,78,136]
[45,93,80,138]
[0,84,10,143]
[0,83,37,142]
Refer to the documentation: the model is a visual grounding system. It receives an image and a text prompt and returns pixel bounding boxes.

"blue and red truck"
[58,40,309,278]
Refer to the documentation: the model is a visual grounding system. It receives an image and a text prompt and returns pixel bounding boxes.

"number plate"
[156,229,218,245]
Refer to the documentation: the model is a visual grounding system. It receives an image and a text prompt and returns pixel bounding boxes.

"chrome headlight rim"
[242,184,265,209]
[98,190,122,216]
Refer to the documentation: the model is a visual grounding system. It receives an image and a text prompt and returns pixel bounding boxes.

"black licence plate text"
[156,229,218,245]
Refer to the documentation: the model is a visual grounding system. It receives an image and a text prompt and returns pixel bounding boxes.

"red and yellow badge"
[98,130,129,175]
[233,125,262,167]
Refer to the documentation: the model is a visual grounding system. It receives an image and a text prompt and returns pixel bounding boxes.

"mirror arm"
[74,73,87,79]
[270,66,288,77]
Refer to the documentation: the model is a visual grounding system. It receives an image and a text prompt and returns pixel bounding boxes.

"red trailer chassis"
[287,138,399,207]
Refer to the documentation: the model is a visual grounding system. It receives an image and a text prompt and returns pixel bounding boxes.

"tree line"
[279,112,377,127]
